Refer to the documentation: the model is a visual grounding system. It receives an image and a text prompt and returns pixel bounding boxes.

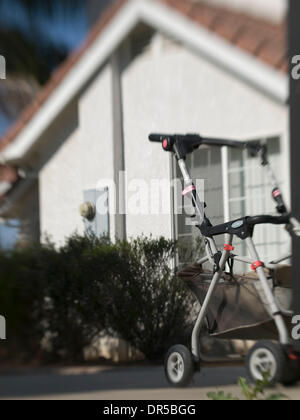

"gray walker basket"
[179,263,293,341]
[148,132,300,387]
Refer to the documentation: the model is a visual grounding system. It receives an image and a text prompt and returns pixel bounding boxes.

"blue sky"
[0,220,19,249]
[0,112,11,136]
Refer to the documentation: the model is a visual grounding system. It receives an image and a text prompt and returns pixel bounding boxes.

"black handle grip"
[148,134,175,151]
[149,134,169,143]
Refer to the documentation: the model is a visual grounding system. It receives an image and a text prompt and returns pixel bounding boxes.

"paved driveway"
[0,365,299,400]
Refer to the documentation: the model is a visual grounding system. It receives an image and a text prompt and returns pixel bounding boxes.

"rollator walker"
[148,132,300,387]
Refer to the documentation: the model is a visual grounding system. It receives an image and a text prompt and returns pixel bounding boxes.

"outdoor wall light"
[79,202,96,221]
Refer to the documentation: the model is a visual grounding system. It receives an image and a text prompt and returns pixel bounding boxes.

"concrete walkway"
[0,365,299,400]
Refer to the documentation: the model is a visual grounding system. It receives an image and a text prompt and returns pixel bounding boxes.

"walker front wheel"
[165,345,195,387]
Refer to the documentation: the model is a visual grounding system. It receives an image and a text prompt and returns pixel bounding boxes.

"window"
[227,137,285,263]
[175,137,286,268]
[175,146,224,265]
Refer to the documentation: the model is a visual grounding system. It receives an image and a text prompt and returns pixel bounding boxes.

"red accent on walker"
[273,189,281,198]
[182,185,196,196]
[251,261,264,271]
[224,244,235,251]
[163,139,168,149]
[288,352,299,361]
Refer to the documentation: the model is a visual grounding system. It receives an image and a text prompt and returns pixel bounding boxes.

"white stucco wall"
[78,64,116,238]
[39,123,83,245]
[39,65,114,244]
[122,55,173,239]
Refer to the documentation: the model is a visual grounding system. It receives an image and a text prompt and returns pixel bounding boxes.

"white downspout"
[221,146,230,222]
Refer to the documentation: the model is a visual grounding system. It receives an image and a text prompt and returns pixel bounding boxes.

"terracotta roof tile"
[257,40,287,69]
[210,17,244,43]
[0,165,18,183]
[278,58,289,73]
[234,27,266,55]
[162,0,287,71]
[161,0,194,15]
[182,2,221,28]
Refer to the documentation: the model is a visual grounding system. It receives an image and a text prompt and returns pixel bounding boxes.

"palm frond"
[0,75,39,119]
[0,29,67,83]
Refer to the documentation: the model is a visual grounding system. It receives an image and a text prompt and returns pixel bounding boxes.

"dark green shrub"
[0,233,195,363]
[107,236,194,361]
[0,235,112,363]
[40,234,112,362]
[0,245,47,362]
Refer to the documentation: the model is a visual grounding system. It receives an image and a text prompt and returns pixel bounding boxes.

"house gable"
[0,0,288,165]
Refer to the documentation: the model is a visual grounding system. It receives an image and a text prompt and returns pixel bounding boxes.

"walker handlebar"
[148,133,300,236]
[149,133,262,152]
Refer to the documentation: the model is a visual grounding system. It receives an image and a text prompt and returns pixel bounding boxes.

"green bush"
[0,235,112,363]
[107,236,194,361]
[0,234,195,363]
[0,245,46,362]
[40,235,112,362]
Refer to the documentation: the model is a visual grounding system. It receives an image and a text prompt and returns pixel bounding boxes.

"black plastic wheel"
[280,350,300,386]
[164,345,196,387]
[246,340,287,386]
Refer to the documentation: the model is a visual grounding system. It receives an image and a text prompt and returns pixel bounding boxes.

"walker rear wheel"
[280,350,300,386]
[246,341,286,386]
[165,345,195,387]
